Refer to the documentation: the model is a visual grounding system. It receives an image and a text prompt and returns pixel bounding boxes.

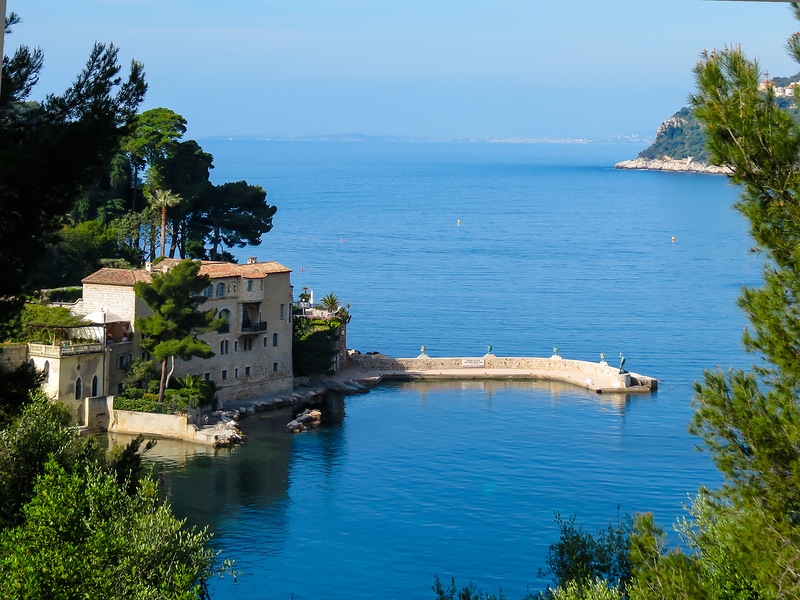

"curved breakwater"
[345,352,657,393]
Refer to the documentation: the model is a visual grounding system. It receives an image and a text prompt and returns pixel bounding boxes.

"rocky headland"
[614,157,731,175]
[616,106,731,175]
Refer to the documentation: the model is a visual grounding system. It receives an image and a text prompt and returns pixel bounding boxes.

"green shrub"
[113,396,167,414]
[43,287,83,303]
[551,578,622,600]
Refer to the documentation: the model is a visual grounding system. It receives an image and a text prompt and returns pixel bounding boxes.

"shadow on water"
[98,393,348,533]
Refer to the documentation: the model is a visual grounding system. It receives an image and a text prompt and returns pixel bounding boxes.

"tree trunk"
[168,215,179,258]
[0,0,6,99]
[160,207,167,258]
[166,355,175,392]
[158,358,168,403]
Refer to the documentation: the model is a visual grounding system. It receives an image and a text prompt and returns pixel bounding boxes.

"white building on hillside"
[28,257,295,413]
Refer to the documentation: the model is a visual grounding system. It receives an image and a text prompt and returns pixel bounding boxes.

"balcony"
[29,342,104,358]
[240,321,267,334]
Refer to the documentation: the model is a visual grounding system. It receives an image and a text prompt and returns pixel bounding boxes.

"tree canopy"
[0,17,146,308]
[621,8,800,600]
[0,393,224,598]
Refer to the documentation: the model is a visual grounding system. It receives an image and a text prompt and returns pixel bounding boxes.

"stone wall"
[82,283,140,324]
[0,344,28,372]
[109,405,194,440]
[85,396,113,430]
[215,372,294,406]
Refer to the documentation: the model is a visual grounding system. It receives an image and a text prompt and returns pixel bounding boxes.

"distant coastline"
[201,133,652,145]
[614,157,731,175]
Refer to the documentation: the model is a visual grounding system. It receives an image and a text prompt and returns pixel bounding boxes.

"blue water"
[155,141,761,599]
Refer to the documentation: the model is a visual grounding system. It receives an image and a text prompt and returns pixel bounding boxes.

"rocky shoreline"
[195,377,372,445]
[614,157,731,175]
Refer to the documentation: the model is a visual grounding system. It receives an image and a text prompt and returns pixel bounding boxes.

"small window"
[280,304,285,320]
[118,355,127,369]
[220,339,229,355]
[204,372,211,381]
[245,366,250,377]
[264,337,268,347]
[272,332,278,347]
[204,285,213,298]
[216,282,225,297]
[218,309,230,333]
[272,362,278,372]
[234,340,239,352]
[234,368,239,379]
[221,370,228,380]
[247,280,253,292]
[243,337,252,351]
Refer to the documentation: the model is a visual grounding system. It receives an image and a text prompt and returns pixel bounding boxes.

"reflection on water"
[401,378,644,415]
[107,396,346,533]
[100,431,223,467]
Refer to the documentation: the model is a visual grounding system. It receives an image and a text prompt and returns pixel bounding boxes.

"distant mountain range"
[615,72,800,174]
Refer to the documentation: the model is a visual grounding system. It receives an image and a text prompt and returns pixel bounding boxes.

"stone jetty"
[343,351,657,394]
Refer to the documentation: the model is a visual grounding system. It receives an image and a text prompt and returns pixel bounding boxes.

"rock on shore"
[614,157,731,175]
[286,408,323,433]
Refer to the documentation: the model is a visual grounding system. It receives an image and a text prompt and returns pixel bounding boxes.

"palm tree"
[320,292,340,313]
[147,189,182,258]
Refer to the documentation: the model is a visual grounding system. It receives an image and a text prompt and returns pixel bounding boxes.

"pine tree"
[628,7,800,599]
[134,260,224,403]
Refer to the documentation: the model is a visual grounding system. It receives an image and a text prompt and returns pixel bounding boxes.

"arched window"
[216,282,225,297]
[42,361,49,383]
[219,309,231,333]
[272,332,278,347]
[204,285,213,298]
[91,375,98,397]
[75,377,83,400]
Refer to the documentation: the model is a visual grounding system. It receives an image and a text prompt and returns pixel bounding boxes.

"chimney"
[246,256,258,264]
[145,262,153,272]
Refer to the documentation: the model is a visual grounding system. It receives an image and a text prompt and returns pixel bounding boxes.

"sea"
[145,140,761,600]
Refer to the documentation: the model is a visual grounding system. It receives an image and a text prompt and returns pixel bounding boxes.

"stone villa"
[26,257,295,420]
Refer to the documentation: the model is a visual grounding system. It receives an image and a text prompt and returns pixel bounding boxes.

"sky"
[5,0,800,140]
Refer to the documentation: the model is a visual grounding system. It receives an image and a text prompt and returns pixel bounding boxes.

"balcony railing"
[29,342,104,357]
[240,321,267,333]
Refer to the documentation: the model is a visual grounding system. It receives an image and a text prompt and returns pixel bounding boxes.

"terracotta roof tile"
[81,261,290,287]
[199,261,291,278]
[81,268,152,286]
